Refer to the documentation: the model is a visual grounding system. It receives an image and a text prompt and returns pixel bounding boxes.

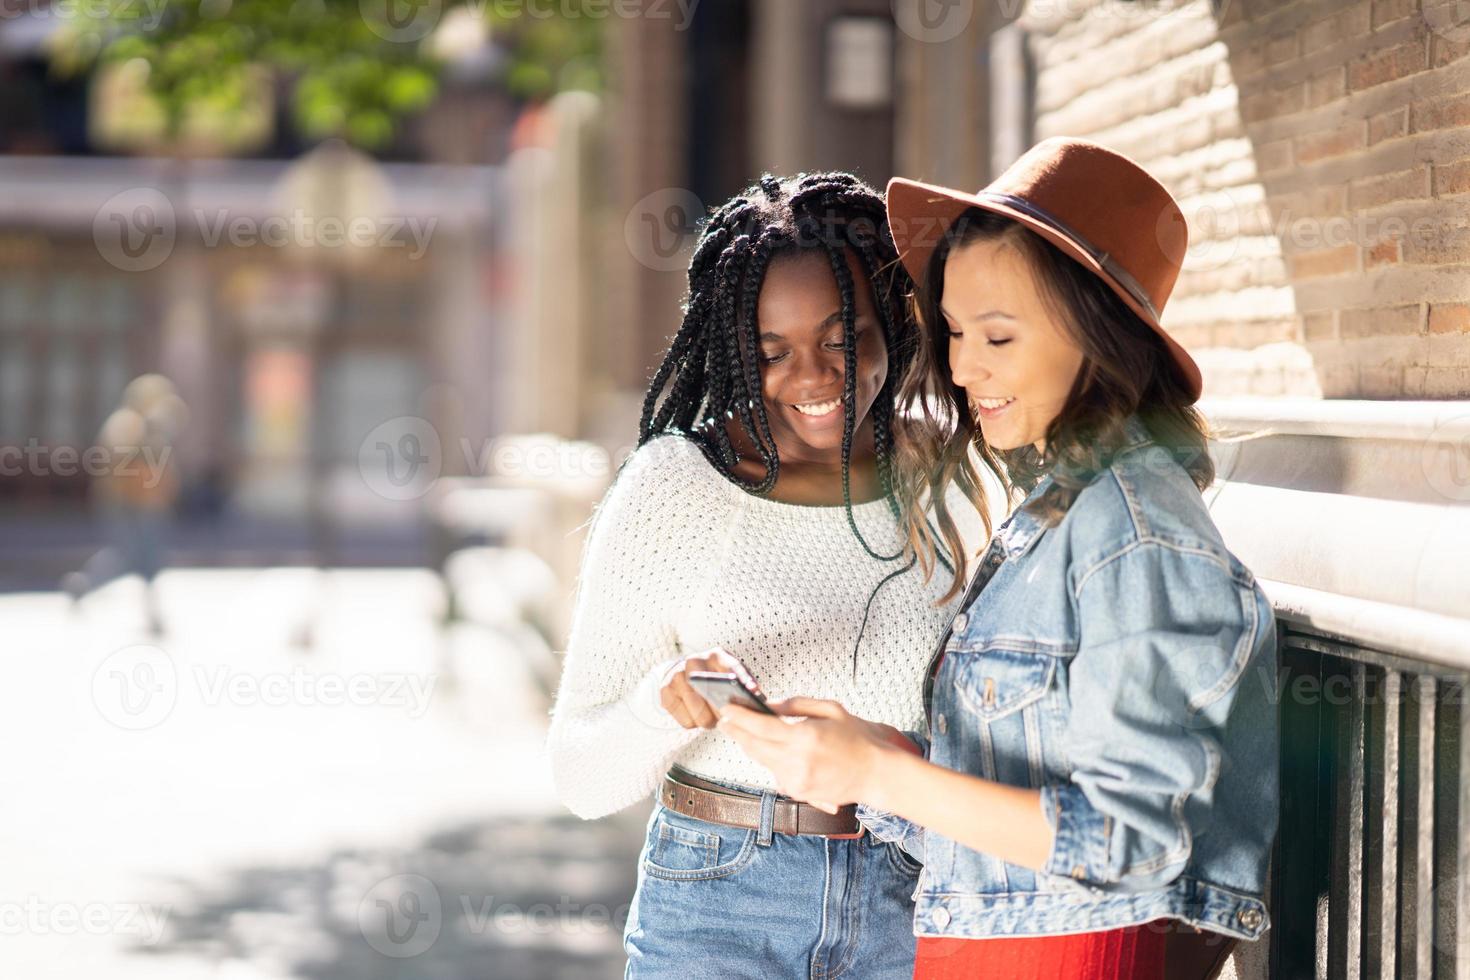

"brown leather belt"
[660,765,862,838]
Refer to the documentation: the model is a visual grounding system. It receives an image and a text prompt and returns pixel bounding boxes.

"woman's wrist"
[858,734,913,812]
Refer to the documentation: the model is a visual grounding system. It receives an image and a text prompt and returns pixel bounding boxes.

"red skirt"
[913,919,1169,980]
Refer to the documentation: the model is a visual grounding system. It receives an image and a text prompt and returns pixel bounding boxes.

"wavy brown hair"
[894,207,1214,603]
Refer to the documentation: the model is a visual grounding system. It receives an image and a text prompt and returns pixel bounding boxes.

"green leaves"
[52,0,603,151]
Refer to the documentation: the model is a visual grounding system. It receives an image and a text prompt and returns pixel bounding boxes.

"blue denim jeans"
[623,773,921,979]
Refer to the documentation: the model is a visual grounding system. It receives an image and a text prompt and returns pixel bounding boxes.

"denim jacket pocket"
[953,647,1057,722]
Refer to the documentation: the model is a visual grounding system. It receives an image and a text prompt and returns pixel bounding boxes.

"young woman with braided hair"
[546,172,985,977]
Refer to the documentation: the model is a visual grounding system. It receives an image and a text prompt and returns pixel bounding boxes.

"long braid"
[640,231,727,441]
[708,238,750,469]
[728,230,782,493]
[820,225,899,562]
[849,234,907,518]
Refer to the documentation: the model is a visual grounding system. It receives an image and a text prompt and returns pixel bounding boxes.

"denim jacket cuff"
[1039,782,1112,885]
[900,727,930,757]
[855,728,928,860]
[854,803,920,841]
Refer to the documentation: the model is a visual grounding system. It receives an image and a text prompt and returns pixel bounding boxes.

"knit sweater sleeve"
[544,437,717,819]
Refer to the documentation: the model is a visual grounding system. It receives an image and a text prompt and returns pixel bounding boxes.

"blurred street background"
[1,0,1468,976]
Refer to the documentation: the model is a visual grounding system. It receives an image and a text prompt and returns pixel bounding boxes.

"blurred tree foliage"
[51,0,603,150]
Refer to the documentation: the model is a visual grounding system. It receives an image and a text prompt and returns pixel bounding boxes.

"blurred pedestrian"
[64,374,188,634]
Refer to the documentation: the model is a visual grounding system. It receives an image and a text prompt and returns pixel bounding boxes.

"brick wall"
[1019,0,1470,398]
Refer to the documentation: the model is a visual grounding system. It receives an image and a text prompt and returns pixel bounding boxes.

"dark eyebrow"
[939,307,1017,323]
[761,310,872,342]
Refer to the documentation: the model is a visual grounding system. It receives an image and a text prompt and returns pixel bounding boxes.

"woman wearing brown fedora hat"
[718,139,1279,980]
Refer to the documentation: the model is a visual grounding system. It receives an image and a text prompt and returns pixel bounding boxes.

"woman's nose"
[793,348,842,385]
[950,348,988,389]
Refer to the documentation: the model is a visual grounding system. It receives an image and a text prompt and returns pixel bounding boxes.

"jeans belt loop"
[757,789,776,846]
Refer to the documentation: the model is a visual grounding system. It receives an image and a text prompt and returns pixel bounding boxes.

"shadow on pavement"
[129,808,650,980]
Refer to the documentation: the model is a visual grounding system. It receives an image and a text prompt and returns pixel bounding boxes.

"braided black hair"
[638,172,949,678]
[639,171,914,557]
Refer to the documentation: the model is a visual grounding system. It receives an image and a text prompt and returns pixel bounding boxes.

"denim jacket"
[857,415,1279,942]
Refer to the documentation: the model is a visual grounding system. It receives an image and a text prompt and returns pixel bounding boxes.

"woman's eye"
[946,329,963,339]
[987,338,1013,347]
[760,352,787,365]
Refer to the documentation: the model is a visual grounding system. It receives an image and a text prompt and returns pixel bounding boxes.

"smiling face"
[751,248,889,465]
[940,237,1084,454]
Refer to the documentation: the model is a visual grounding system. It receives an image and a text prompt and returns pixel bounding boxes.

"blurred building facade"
[0,3,545,584]
[0,154,507,523]
[585,0,1470,432]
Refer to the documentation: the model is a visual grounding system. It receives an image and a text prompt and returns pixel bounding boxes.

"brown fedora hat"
[886,137,1201,402]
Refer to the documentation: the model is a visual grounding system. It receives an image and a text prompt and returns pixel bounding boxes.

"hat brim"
[885,176,1202,402]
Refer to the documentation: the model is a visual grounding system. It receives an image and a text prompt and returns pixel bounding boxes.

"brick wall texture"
[1019,0,1470,398]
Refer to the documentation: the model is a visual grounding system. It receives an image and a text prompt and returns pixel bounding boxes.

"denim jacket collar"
[995,414,1154,562]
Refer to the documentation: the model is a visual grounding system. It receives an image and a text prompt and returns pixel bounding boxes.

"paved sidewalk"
[0,569,643,979]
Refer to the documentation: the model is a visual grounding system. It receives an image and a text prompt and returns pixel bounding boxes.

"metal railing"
[1201,398,1470,979]
[1272,619,1468,979]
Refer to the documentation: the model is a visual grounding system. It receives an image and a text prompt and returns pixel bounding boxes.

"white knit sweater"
[545,434,986,819]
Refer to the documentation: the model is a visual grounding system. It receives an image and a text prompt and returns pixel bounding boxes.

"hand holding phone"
[659,647,769,729]
[686,670,777,716]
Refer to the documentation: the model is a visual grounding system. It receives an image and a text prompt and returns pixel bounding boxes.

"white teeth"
[793,398,842,417]
[975,397,1015,410]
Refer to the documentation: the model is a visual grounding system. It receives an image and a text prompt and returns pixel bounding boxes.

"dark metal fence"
[1272,622,1469,979]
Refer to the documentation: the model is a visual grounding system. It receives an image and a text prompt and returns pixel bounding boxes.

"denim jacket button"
[932,906,951,929]
[936,713,948,735]
[1070,864,1086,880]
[952,613,968,633]
[1238,908,1262,929]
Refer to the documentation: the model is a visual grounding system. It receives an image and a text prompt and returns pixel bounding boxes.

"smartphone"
[687,670,777,715]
